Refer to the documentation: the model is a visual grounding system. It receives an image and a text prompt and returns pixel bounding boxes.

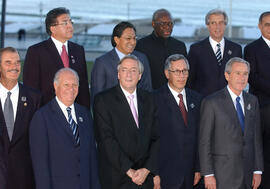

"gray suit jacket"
[199,87,263,189]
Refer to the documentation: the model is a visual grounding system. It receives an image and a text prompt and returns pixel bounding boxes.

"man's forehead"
[56,14,70,20]
[156,12,171,21]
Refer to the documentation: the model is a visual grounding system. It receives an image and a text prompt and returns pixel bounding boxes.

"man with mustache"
[136,9,187,90]
[23,7,90,109]
[187,9,242,97]
[0,47,41,189]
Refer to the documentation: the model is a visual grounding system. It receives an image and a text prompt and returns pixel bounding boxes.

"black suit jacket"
[0,83,41,189]
[187,37,242,97]
[136,32,187,89]
[154,85,201,189]
[244,37,270,107]
[90,48,152,107]
[23,38,90,109]
[93,85,159,189]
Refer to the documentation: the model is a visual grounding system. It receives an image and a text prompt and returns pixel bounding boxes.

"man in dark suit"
[153,54,202,189]
[29,68,100,189]
[23,7,90,109]
[91,21,152,107]
[188,9,242,97]
[244,11,270,189]
[0,47,41,189]
[136,9,187,89]
[199,57,263,189]
[93,55,159,189]
[0,137,6,189]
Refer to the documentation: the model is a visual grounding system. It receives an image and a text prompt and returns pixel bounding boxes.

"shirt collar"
[51,36,68,54]
[227,85,243,102]
[209,36,225,49]
[262,35,270,47]
[167,83,186,99]
[115,47,128,60]
[120,84,137,99]
[0,82,19,94]
[55,96,75,111]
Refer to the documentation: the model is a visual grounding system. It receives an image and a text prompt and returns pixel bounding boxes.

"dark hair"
[45,7,70,35]
[152,9,172,22]
[259,11,270,23]
[0,47,18,63]
[111,21,136,47]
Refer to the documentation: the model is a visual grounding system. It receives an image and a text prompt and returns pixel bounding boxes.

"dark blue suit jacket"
[29,98,100,189]
[154,85,201,188]
[187,37,242,97]
[90,48,152,107]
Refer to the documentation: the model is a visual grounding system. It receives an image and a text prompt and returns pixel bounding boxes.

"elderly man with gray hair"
[187,9,242,97]
[199,57,263,189]
[29,68,100,189]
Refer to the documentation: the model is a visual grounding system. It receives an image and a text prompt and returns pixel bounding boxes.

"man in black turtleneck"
[136,9,187,89]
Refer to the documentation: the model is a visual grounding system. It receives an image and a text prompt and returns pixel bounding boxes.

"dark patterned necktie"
[216,43,222,63]
[236,97,245,132]
[4,91,14,140]
[66,107,80,145]
[178,94,188,126]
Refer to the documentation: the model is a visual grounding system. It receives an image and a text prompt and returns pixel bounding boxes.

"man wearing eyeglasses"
[187,9,242,97]
[153,54,202,189]
[23,7,90,109]
[136,9,187,90]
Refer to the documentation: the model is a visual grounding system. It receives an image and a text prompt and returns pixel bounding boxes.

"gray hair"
[117,55,144,74]
[225,57,250,74]
[54,68,79,85]
[164,54,189,70]
[152,8,172,22]
[0,47,19,63]
[205,9,228,25]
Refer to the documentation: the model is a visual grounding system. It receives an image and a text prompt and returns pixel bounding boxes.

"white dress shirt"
[51,36,69,56]
[0,83,19,120]
[55,97,77,124]
[262,35,270,47]
[119,85,138,116]
[115,47,127,60]
[209,36,225,57]
[167,83,188,111]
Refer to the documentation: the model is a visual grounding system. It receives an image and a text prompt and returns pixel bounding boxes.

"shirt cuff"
[204,174,214,177]
[254,171,262,174]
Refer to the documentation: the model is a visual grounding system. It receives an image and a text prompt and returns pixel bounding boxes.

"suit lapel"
[50,99,75,140]
[243,92,253,138]
[222,88,243,135]
[186,88,197,126]
[46,38,64,69]
[11,84,28,144]
[204,38,219,65]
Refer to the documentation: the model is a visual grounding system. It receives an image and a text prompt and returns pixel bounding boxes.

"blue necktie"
[66,107,80,145]
[236,97,245,132]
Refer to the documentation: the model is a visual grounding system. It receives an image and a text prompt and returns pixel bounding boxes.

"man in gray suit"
[199,57,263,189]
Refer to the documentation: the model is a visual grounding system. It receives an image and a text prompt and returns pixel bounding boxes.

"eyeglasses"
[168,69,188,76]
[155,21,174,27]
[120,68,139,74]
[52,19,74,27]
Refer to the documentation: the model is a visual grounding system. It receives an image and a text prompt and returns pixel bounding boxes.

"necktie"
[128,95,139,127]
[216,43,222,63]
[61,45,69,68]
[236,97,245,132]
[66,107,80,145]
[178,94,188,126]
[4,92,14,140]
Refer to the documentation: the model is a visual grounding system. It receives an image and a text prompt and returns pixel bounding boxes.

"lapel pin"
[21,96,26,102]
[228,50,232,55]
[190,103,195,109]
[78,117,83,122]
[24,102,27,107]
[247,104,251,110]
[71,55,75,64]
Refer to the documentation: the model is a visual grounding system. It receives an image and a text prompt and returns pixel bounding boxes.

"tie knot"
[62,44,66,50]
[67,107,71,113]
[7,91,11,97]
[236,96,240,102]
[178,93,183,100]
[217,43,221,47]
[128,94,134,100]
